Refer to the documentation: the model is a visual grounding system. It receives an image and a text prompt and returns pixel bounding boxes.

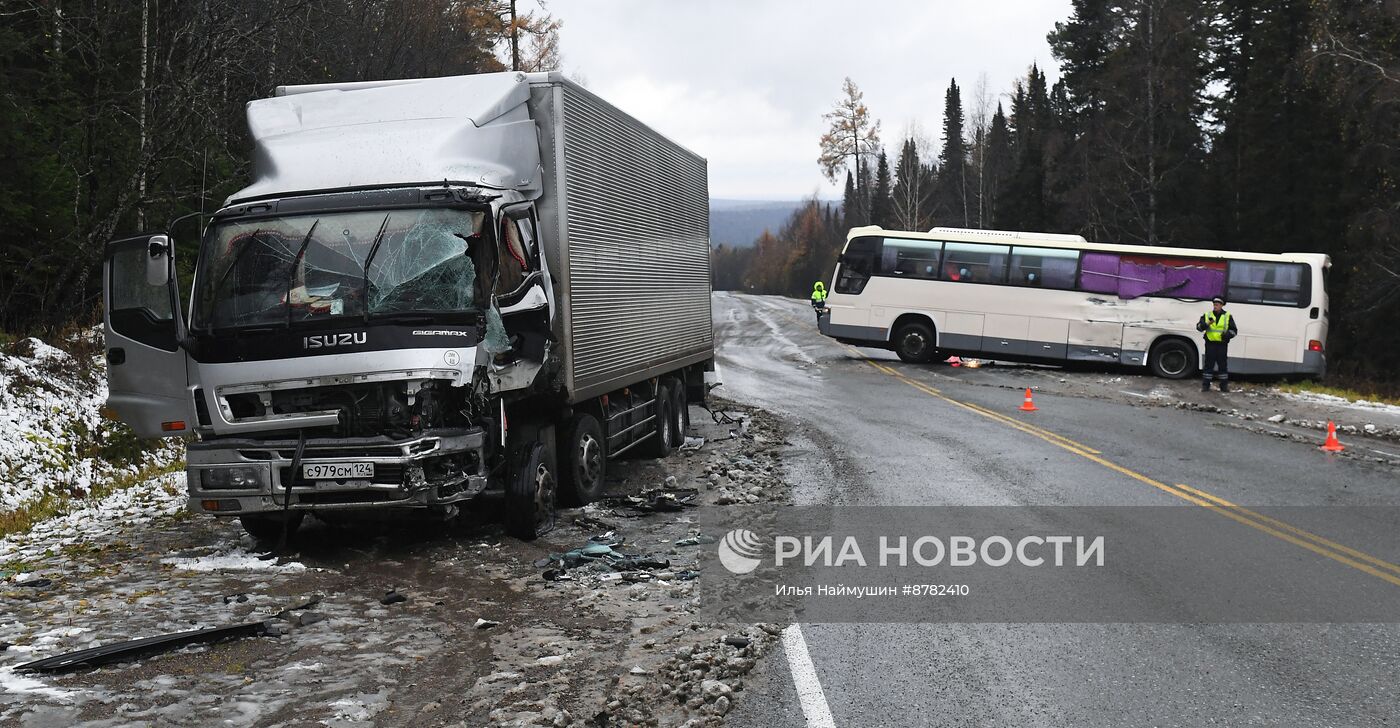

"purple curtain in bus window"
[1079,253,1120,294]
[1117,258,1226,299]
[1165,264,1225,299]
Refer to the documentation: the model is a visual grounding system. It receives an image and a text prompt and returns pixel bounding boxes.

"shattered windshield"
[195,208,486,330]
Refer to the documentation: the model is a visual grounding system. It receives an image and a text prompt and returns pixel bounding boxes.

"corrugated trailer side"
[527,74,713,404]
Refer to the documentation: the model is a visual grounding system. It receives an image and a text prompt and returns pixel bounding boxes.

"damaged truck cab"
[102,72,714,540]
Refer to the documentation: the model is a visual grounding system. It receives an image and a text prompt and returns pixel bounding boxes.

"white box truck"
[102,72,713,540]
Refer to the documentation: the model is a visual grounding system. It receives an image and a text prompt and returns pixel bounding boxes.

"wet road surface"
[716,293,1400,728]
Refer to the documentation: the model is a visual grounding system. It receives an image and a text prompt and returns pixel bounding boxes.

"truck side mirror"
[146,234,171,286]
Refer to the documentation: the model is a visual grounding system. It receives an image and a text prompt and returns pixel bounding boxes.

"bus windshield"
[194,208,487,330]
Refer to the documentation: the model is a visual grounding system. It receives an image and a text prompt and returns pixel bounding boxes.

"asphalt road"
[715,293,1400,728]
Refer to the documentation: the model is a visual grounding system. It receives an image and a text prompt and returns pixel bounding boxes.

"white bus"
[818,226,1329,379]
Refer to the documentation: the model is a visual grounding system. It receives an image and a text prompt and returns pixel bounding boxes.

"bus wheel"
[641,384,676,458]
[558,413,606,506]
[506,442,557,540]
[1149,339,1197,379]
[893,322,937,363]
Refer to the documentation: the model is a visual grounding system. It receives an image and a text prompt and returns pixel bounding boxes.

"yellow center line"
[848,349,1400,589]
[1173,483,1400,578]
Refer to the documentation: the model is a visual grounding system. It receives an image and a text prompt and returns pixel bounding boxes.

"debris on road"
[379,589,408,605]
[602,487,699,514]
[15,621,275,674]
[474,618,499,630]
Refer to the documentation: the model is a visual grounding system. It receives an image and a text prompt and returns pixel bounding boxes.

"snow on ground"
[0,471,187,566]
[1279,390,1400,417]
[0,332,182,512]
[161,544,308,573]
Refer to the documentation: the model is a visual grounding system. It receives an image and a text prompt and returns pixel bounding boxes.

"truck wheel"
[1149,339,1197,380]
[671,379,690,439]
[640,385,676,458]
[506,441,556,540]
[558,413,606,506]
[240,512,304,543]
[893,321,936,363]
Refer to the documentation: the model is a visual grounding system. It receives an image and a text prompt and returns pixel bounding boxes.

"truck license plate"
[302,462,374,481]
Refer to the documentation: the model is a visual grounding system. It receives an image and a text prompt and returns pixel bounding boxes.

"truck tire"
[558,413,606,506]
[640,385,676,458]
[671,379,689,440]
[1149,339,1197,380]
[893,321,937,363]
[240,512,304,543]
[506,441,557,540]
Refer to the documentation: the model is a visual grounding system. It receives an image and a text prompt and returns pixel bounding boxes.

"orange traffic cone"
[1019,388,1039,412]
[1321,421,1345,452]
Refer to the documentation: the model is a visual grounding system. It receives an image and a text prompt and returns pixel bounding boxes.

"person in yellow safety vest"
[1195,296,1238,392]
[810,281,828,322]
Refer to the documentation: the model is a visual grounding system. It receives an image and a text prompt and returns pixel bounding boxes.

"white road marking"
[782,624,836,728]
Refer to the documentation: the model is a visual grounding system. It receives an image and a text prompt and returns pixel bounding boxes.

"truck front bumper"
[186,429,488,515]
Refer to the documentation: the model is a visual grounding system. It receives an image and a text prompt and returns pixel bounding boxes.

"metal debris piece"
[15,621,273,674]
[274,594,324,620]
[603,488,699,514]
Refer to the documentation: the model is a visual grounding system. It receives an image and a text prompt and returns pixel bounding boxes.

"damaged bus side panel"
[101,72,713,541]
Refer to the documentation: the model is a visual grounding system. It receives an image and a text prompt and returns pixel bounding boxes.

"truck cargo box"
[527,75,712,403]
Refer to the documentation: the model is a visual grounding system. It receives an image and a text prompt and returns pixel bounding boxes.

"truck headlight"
[200,466,266,490]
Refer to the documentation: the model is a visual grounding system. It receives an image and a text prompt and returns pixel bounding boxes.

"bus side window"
[1228,261,1308,307]
[1011,246,1079,289]
[943,242,1009,284]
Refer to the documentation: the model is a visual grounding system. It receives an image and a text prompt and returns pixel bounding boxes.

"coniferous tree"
[981,103,1014,230]
[1049,0,1210,244]
[931,79,970,227]
[998,67,1053,231]
[870,151,894,228]
[841,171,861,228]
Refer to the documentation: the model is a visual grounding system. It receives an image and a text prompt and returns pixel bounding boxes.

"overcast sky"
[529,0,1074,200]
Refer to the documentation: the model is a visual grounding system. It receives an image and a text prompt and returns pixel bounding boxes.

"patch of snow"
[0,472,187,565]
[0,665,80,701]
[0,334,182,512]
[1279,391,1400,417]
[324,689,390,725]
[161,544,307,573]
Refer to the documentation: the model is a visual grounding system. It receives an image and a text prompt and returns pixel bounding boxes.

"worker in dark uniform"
[1196,296,1238,392]
[810,281,828,322]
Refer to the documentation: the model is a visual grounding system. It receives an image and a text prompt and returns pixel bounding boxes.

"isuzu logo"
[303,332,367,349]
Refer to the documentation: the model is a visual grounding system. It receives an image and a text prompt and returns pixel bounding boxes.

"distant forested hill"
[710,200,816,248]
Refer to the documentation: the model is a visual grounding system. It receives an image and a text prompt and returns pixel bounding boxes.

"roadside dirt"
[0,399,792,727]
